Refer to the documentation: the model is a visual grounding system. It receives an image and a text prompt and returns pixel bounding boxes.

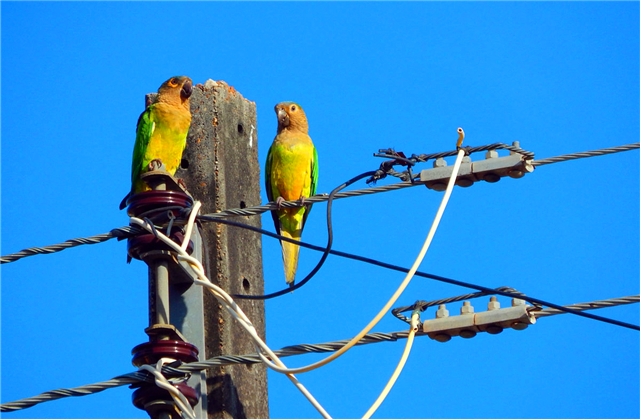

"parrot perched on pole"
[119,76,193,210]
[265,102,319,287]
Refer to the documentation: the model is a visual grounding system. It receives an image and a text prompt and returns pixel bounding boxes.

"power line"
[1,150,636,331]
[3,202,631,330]
[0,372,151,412]
[3,293,637,413]
[9,193,633,330]
[180,332,407,371]
[410,142,536,160]
[202,179,417,219]
[0,226,140,264]
[0,181,416,265]
[201,216,640,331]
[2,199,635,329]
[533,295,640,318]
[368,142,639,182]
[532,142,640,166]
[0,332,405,413]
[2,142,637,266]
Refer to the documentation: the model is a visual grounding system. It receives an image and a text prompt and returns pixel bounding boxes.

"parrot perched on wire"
[119,76,193,210]
[265,102,319,287]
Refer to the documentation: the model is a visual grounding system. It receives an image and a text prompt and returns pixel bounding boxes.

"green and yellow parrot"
[119,76,193,210]
[266,102,319,287]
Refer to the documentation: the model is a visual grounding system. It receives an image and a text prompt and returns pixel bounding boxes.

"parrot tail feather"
[279,230,301,286]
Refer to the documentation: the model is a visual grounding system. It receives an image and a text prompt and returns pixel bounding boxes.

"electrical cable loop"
[232,170,377,300]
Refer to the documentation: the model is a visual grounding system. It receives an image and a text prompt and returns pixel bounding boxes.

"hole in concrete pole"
[180,159,189,169]
[237,123,244,134]
[242,278,251,292]
[240,201,246,209]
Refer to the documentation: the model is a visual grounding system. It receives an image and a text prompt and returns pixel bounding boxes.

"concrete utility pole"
[175,80,268,419]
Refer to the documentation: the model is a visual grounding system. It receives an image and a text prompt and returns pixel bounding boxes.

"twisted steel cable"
[4,293,638,413]
[0,226,141,264]
[2,142,638,412]
[0,371,151,412]
[2,142,637,265]
[0,182,416,265]
[179,332,404,371]
[413,142,536,161]
[532,143,640,166]
[533,295,640,318]
[201,180,417,220]
[0,331,406,412]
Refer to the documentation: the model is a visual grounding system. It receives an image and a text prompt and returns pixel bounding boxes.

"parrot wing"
[301,145,318,228]
[119,107,155,210]
[264,142,282,232]
[131,108,156,191]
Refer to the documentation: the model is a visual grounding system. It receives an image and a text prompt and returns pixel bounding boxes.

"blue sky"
[2,2,639,419]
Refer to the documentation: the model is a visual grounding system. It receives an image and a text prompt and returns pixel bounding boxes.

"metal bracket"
[422,298,536,342]
[144,324,187,343]
[420,147,534,191]
[140,169,188,193]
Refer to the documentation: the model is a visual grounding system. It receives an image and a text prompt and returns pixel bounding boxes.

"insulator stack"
[126,170,201,419]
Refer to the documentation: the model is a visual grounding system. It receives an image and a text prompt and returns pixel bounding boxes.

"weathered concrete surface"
[175,80,268,419]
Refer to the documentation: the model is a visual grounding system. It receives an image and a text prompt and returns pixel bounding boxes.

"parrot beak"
[181,78,193,100]
[277,107,290,127]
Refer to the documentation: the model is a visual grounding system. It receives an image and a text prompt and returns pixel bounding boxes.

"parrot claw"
[148,159,165,172]
[299,196,307,206]
[275,196,285,209]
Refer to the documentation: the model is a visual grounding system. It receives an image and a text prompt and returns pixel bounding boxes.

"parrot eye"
[290,105,297,112]
[168,78,179,88]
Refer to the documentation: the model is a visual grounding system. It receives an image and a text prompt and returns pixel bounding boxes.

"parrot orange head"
[275,102,308,134]
[156,76,193,111]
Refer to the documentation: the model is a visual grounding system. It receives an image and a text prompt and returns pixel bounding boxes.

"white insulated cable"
[130,208,333,419]
[361,312,420,419]
[138,358,196,419]
[256,147,467,375]
[130,136,466,418]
